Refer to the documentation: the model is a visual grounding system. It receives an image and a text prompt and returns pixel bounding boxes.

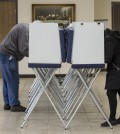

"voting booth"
[61,22,112,129]
[21,23,66,128]
[21,22,112,129]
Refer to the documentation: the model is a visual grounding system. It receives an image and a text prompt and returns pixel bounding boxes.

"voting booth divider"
[21,22,113,129]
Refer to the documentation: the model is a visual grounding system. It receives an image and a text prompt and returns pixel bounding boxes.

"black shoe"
[101,120,117,127]
[10,105,26,112]
[116,118,120,124]
[4,104,10,110]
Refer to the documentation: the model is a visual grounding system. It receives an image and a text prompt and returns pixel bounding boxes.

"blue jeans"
[0,53,20,106]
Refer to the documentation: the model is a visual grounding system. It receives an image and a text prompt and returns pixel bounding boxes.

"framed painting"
[32,4,75,27]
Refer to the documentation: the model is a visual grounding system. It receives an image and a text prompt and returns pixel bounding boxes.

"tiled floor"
[0,71,120,134]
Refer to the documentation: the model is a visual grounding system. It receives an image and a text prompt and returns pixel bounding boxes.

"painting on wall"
[32,4,75,27]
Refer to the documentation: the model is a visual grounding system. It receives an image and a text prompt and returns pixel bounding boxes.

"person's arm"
[18,23,29,57]
[105,36,116,63]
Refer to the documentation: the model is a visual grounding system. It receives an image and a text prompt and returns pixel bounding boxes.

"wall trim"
[19,74,66,78]
[19,74,35,78]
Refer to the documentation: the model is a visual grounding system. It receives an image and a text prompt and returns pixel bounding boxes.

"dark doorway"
[112,2,120,31]
[0,0,17,78]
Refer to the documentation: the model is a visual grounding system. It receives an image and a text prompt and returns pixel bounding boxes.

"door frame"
[112,2,120,30]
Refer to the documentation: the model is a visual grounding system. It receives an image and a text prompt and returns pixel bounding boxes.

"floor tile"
[0,72,119,134]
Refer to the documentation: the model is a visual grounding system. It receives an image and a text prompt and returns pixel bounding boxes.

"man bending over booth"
[0,23,29,112]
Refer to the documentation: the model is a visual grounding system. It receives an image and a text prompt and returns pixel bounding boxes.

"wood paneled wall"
[0,1,17,78]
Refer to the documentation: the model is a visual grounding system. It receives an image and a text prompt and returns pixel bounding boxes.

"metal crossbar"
[21,67,113,129]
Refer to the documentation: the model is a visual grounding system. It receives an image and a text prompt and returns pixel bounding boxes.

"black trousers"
[107,89,120,120]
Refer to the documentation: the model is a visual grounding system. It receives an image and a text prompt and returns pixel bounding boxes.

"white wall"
[18,0,94,74]
[94,0,120,29]
[94,0,109,20]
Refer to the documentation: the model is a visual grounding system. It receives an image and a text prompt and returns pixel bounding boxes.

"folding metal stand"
[21,22,113,129]
[21,23,65,128]
[61,68,112,129]
[62,22,113,129]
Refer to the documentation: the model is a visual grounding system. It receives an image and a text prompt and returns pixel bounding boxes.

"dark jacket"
[0,23,29,61]
[105,29,120,89]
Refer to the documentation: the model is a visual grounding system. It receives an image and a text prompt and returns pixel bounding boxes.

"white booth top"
[29,23,62,65]
[71,22,105,65]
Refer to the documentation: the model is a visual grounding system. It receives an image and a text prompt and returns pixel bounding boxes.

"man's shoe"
[10,105,26,112]
[101,120,117,127]
[4,104,10,110]
[116,118,120,124]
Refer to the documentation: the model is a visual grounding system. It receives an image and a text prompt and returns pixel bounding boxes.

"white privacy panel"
[29,23,61,64]
[72,22,104,64]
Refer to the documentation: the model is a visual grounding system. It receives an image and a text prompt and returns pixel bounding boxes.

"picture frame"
[32,4,75,27]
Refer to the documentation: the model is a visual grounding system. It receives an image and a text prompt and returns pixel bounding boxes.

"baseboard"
[101,69,106,71]
[19,74,35,78]
[55,74,66,78]
[19,74,66,78]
